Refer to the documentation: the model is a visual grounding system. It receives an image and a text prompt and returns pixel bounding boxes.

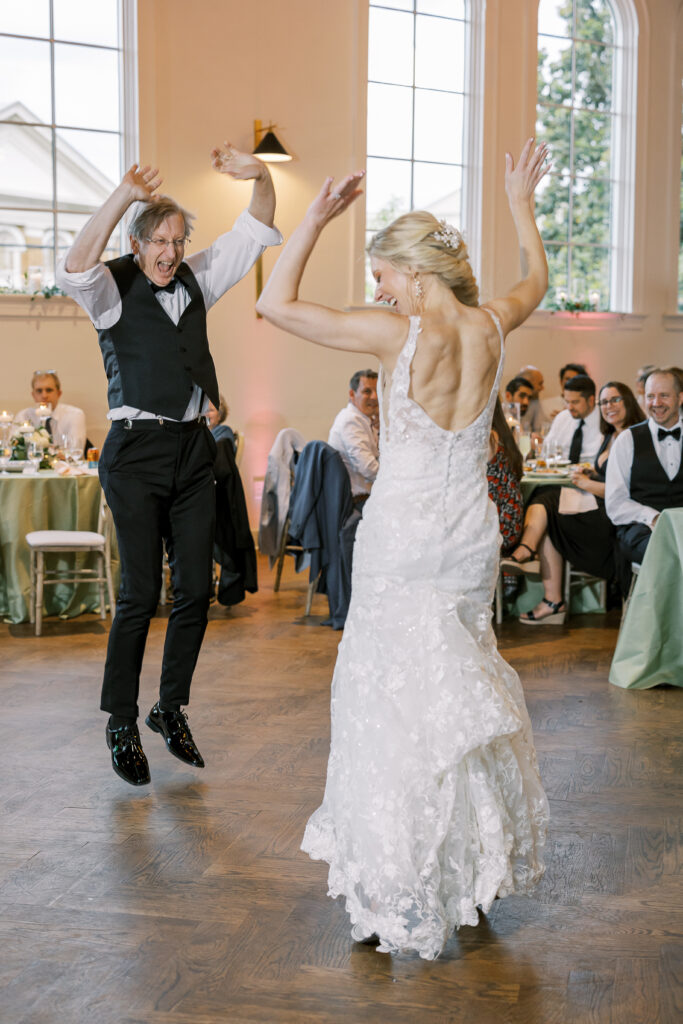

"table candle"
[0,410,12,425]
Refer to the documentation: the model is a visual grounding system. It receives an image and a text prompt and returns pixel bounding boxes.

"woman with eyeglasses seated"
[504,381,643,623]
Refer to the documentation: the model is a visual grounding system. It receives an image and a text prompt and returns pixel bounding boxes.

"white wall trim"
[0,294,88,321]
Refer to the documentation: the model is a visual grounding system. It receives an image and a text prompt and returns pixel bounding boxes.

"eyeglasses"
[598,396,624,408]
[33,369,58,376]
[144,237,188,249]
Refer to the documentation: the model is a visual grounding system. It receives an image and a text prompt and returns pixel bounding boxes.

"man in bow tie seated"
[605,368,683,577]
[56,144,281,787]
[541,373,602,463]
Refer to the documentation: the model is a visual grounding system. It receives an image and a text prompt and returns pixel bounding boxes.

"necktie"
[45,416,53,440]
[569,419,584,463]
[150,279,177,294]
[658,426,681,441]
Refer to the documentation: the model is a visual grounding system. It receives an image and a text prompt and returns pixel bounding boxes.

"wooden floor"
[2,557,682,1024]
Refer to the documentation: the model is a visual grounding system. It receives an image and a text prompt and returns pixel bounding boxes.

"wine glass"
[25,441,42,473]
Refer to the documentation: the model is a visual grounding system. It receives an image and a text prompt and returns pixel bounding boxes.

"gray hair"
[128,195,195,242]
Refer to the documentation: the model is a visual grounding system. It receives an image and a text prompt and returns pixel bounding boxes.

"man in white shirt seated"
[605,368,683,571]
[504,375,534,419]
[543,374,602,463]
[328,369,379,505]
[14,370,87,452]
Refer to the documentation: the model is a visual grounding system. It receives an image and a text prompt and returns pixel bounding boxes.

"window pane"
[537,34,574,107]
[0,243,53,291]
[367,84,413,159]
[0,36,52,123]
[413,89,463,163]
[572,176,611,245]
[537,0,572,38]
[575,0,614,45]
[569,244,610,305]
[573,109,611,177]
[536,103,571,176]
[365,157,412,231]
[544,244,570,305]
[574,41,612,111]
[56,129,120,209]
[415,14,464,92]
[372,0,413,9]
[55,213,122,260]
[54,43,119,130]
[536,173,570,245]
[413,162,461,221]
[0,124,54,208]
[0,0,50,37]
[368,8,414,86]
[417,1,465,17]
[54,0,119,47]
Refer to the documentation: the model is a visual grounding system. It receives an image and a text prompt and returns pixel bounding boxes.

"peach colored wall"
[2,0,681,525]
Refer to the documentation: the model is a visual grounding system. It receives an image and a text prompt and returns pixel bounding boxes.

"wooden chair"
[26,493,116,636]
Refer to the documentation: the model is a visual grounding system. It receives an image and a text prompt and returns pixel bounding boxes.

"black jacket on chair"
[288,441,354,629]
[213,437,257,605]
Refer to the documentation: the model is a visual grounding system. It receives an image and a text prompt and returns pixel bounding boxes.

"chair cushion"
[25,530,105,549]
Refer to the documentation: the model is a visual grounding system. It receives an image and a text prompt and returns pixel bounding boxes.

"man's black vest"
[98,255,220,419]
[630,421,683,511]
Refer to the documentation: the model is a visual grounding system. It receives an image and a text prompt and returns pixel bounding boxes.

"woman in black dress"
[504,381,643,623]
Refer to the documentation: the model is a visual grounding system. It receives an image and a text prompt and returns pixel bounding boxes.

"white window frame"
[0,0,138,290]
[362,0,485,302]
[536,0,638,313]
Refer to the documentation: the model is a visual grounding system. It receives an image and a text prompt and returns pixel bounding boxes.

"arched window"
[536,0,638,312]
[0,0,137,293]
[365,1,483,301]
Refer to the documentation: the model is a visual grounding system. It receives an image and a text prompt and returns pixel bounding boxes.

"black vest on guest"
[98,255,220,419]
[629,421,683,512]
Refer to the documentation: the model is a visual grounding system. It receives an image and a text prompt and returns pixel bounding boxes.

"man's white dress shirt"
[543,406,602,462]
[605,416,683,528]
[13,402,87,451]
[55,210,282,422]
[328,403,379,497]
[521,396,546,433]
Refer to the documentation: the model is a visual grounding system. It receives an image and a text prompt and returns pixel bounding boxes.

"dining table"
[0,466,117,624]
[609,507,683,689]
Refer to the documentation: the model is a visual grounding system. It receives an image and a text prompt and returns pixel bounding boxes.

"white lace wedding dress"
[302,312,549,960]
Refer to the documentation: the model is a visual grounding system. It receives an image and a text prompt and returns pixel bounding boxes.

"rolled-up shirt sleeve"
[344,417,379,482]
[605,430,659,528]
[55,260,122,329]
[187,209,282,310]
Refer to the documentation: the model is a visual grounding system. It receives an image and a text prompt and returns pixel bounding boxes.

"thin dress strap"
[479,305,506,403]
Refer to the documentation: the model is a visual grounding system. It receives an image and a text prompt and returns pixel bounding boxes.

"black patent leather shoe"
[105,722,151,786]
[145,703,205,767]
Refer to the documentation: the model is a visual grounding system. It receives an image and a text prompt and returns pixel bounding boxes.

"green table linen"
[609,508,683,689]
[0,470,117,624]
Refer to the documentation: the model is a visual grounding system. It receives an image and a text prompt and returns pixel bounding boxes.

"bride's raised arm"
[256,172,402,357]
[486,138,550,336]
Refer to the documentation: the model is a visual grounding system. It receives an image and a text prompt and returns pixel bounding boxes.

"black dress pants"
[98,419,216,719]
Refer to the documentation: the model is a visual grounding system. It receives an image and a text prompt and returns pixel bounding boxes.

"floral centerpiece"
[10,425,54,469]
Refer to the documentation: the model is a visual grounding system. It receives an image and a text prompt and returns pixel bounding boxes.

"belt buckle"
[124,418,133,430]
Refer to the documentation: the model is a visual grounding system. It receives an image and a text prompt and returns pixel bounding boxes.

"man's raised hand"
[211,142,267,181]
[121,164,162,202]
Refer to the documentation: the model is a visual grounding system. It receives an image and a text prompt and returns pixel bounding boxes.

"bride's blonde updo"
[367,211,479,307]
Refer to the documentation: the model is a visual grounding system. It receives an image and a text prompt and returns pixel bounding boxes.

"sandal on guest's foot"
[519,598,567,625]
[500,542,540,575]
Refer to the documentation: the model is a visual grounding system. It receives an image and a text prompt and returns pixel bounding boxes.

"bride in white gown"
[256,139,551,960]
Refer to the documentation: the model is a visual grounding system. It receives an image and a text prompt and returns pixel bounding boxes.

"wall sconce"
[253,120,292,315]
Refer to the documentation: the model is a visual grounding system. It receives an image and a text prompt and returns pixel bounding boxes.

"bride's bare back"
[383,306,502,434]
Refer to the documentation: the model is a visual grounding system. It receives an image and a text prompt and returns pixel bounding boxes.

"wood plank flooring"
[1,557,681,1023]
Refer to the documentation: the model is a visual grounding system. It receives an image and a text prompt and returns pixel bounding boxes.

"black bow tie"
[150,278,177,294]
[658,426,681,441]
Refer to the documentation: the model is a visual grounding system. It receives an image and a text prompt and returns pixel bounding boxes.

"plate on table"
[0,462,30,473]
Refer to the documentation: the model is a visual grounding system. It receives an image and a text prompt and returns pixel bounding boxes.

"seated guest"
[14,370,87,451]
[504,376,534,419]
[542,362,588,420]
[606,368,683,581]
[328,369,379,503]
[542,373,602,463]
[487,398,524,554]
[505,381,642,623]
[518,364,546,433]
[207,393,236,450]
[635,364,656,408]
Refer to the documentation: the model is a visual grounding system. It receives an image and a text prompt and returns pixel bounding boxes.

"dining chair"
[26,492,116,636]
[563,559,607,619]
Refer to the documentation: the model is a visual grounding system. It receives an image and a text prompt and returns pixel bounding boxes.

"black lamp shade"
[253,130,292,162]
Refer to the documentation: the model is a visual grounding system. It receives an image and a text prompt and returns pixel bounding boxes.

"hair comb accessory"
[432,220,462,249]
